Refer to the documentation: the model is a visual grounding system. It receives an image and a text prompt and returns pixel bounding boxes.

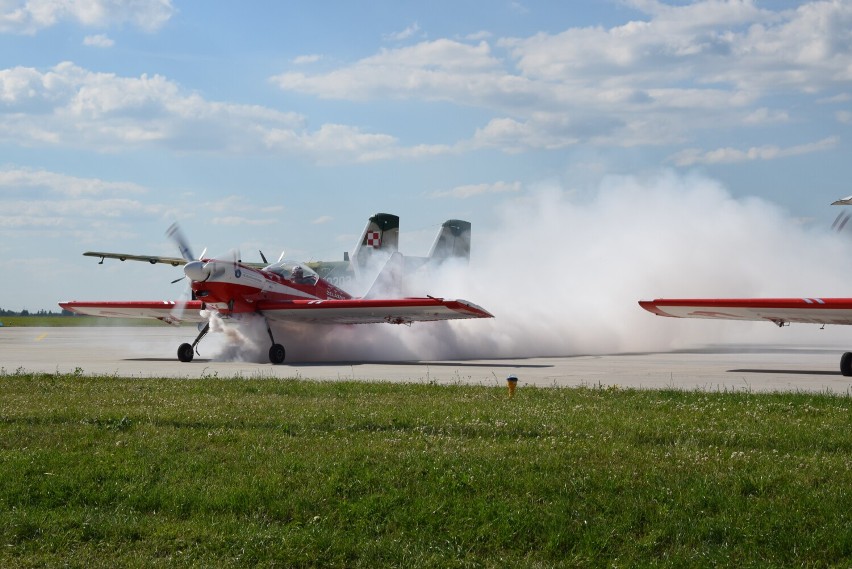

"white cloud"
[384,22,420,42]
[668,136,839,166]
[211,216,278,227]
[838,110,852,124]
[431,180,522,199]
[270,1,852,152]
[83,33,114,48]
[312,215,333,224]
[293,54,322,65]
[271,39,503,101]
[743,107,789,125]
[0,166,147,196]
[0,62,424,162]
[204,195,284,215]
[0,0,175,34]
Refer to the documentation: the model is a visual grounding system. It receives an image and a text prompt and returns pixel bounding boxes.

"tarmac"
[2,326,852,394]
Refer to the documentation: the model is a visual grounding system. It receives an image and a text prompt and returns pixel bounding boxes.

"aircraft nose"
[184,260,209,282]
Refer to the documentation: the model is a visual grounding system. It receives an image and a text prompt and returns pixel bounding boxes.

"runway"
[2,326,852,394]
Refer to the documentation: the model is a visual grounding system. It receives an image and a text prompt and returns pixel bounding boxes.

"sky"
[1,0,852,320]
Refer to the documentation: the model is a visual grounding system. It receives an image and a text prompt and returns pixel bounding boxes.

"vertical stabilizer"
[352,213,400,277]
[364,252,404,299]
[427,219,471,263]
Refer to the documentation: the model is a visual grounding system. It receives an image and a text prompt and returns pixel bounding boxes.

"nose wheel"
[177,322,210,363]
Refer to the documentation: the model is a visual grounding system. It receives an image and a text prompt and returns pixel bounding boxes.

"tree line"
[0,308,74,317]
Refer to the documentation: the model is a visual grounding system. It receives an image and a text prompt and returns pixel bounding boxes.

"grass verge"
[0,316,171,327]
[1,371,851,567]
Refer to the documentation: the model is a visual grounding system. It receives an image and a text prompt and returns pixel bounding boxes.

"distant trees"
[0,308,71,317]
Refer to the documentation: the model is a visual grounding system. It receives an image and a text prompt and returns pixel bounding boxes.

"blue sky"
[2,0,851,312]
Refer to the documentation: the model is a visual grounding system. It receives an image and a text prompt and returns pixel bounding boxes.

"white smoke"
[209,171,852,362]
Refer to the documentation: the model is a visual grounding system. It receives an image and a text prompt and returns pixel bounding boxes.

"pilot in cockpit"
[291,264,313,284]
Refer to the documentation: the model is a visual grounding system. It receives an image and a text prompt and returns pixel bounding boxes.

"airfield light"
[507,375,518,397]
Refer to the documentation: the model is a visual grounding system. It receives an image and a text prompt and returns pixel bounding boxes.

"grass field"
[2,371,851,567]
[0,316,167,327]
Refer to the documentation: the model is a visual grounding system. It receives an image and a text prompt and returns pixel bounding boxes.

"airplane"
[83,213,472,293]
[640,198,852,377]
[61,224,493,364]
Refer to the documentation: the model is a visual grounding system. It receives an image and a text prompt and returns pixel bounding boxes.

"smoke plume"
[209,171,852,362]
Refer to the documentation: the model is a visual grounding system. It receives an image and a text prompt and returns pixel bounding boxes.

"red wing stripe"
[639,298,852,326]
[641,298,852,311]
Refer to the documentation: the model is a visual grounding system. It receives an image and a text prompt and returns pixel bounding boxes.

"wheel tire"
[177,343,194,363]
[841,352,852,377]
[269,343,286,364]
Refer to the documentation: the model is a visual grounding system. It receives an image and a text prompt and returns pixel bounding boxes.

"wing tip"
[638,299,675,317]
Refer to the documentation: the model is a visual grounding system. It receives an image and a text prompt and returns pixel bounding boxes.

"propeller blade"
[170,283,192,322]
[166,222,195,262]
[259,250,268,264]
[171,275,186,284]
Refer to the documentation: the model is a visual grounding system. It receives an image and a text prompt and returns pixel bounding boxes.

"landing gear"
[176,322,210,363]
[177,343,194,362]
[841,352,852,377]
[174,318,284,364]
[265,318,285,365]
[269,344,286,364]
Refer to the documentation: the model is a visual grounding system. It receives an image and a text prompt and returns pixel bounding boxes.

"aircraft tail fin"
[428,219,471,263]
[352,213,399,276]
[364,251,404,299]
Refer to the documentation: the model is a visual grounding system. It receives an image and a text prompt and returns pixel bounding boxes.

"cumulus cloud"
[0,165,166,237]
[292,54,322,65]
[83,34,114,48]
[384,22,420,42]
[0,166,147,196]
[0,0,174,34]
[270,1,852,152]
[669,136,840,166]
[431,180,522,199]
[0,62,428,163]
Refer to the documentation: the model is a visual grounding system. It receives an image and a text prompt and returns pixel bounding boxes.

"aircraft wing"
[639,298,852,326]
[83,252,266,269]
[84,251,188,266]
[59,300,208,324]
[257,297,493,325]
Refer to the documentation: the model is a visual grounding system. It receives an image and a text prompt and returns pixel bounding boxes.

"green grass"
[2,372,851,567]
[0,316,169,327]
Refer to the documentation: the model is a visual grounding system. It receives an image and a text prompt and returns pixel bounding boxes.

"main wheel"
[269,343,286,364]
[177,343,194,363]
[841,352,852,377]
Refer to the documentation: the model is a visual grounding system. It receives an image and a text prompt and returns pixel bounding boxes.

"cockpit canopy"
[263,260,319,285]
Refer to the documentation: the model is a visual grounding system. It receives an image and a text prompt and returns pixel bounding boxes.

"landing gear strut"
[177,322,210,363]
[265,318,285,364]
[841,352,852,377]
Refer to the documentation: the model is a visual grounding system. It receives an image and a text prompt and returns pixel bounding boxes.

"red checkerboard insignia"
[366,231,381,248]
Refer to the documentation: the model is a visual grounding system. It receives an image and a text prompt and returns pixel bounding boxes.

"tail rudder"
[352,213,399,276]
[428,219,471,264]
[364,251,404,299]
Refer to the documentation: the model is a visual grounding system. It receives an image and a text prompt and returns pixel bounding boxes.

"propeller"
[165,222,204,322]
[166,222,195,262]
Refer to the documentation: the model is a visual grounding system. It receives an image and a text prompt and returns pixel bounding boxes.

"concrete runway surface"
[2,326,852,394]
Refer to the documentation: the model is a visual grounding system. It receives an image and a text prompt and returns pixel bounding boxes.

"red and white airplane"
[60,224,492,364]
[640,198,852,376]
